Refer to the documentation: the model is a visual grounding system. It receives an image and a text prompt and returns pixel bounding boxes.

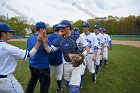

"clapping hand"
[37,31,48,43]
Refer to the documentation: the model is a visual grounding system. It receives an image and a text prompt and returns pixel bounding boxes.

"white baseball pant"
[84,54,95,74]
[49,63,63,80]
[0,74,24,93]
[64,62,81,86]
[103,47,108,60]
[95,49,101,65]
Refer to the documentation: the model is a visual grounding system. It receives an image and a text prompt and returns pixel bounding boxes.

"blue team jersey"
[48,33,63,66]
[27,34,51,69]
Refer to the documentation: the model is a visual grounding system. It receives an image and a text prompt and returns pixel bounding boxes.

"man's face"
[94,28,99,33]
[39,28,47,35]
[100,30,104,34]
[58,29,63,35]
[60,26,70,36]
[2,32,13,40]
[82,27,90,32]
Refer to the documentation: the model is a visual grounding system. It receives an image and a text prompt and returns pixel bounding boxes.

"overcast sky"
[0,0,140,26]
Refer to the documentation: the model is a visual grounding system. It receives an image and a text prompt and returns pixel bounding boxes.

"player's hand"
[37,31,48,43]
[42,31,48,43]
[43,35,48,43]
[108,46,112,50]
[37,34,44,42]
[100,50,103,55]
[110,47,112,50]
[92,57,96,62]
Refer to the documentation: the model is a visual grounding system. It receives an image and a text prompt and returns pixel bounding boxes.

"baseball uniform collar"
[0,40,5,42]
[84,31,91,36]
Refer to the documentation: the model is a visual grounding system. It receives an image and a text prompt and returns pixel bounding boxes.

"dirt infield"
[113,40,140,48]
[9,39,27,42]
[9,39,140,48]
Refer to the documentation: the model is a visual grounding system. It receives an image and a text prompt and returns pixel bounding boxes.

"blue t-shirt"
[27,34,51,69]
[48,33,63,66]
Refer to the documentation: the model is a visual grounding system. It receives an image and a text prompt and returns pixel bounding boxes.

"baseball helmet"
[0,22,15,32]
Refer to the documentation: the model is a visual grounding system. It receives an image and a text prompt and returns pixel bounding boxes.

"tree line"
[0,15,140,35]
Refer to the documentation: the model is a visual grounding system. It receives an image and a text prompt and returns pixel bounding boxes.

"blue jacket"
[27,34,51,69]
[48,33,63,66]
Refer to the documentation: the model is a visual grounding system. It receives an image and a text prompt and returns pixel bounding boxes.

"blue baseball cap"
[58,20,71,28]
[99,27,107,32]
[94,25,100,29]
[99,27,105,31]
[82,22,90,27]
[0,22,15,32]
[73,27,80,32]
[36,22,47,29]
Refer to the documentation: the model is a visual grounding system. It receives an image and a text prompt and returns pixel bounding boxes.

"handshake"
[37,31,48,43]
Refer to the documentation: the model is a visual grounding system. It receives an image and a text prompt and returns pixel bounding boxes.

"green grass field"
[8,41,140,93]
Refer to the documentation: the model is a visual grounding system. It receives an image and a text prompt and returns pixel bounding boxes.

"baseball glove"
[69,53,84,67]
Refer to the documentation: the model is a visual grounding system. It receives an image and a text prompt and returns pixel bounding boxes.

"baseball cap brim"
[1,30,15,32]
[82,25,89,27]
[8,30,15,32]
[94,27,99,29]
[58,24,68,28]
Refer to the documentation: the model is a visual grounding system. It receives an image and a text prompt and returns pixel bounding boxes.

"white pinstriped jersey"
[0,41,28,75]
[103,34,112,46]
[76,35,89,48]
[80,32,98,53]
[94,33,105,48]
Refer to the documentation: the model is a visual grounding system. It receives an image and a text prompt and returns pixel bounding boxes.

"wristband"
[82,51,88,56]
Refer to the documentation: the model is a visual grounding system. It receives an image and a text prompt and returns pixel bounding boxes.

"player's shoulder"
[71,31,80,36]
[99,33,103,37]
[105,34,110,37]
[104,34,108,37]
[48,33,53,37]
[91,33,97,37]
[80,33,84,37]
[70,31,80,40]
[27,34,37,41]
[99,33,102,35]
[91,32,95,35]
[48,33,58,40]
[5,43,21,52]
[48,33,58,37]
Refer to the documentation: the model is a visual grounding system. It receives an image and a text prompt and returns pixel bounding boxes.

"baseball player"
[26,22,52,93]
[50,20,90,93]
[80,22,98,86]
[93,25,105,75]
[99,27,112,66]
[48,24,63,92]
[0,22,43,93]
